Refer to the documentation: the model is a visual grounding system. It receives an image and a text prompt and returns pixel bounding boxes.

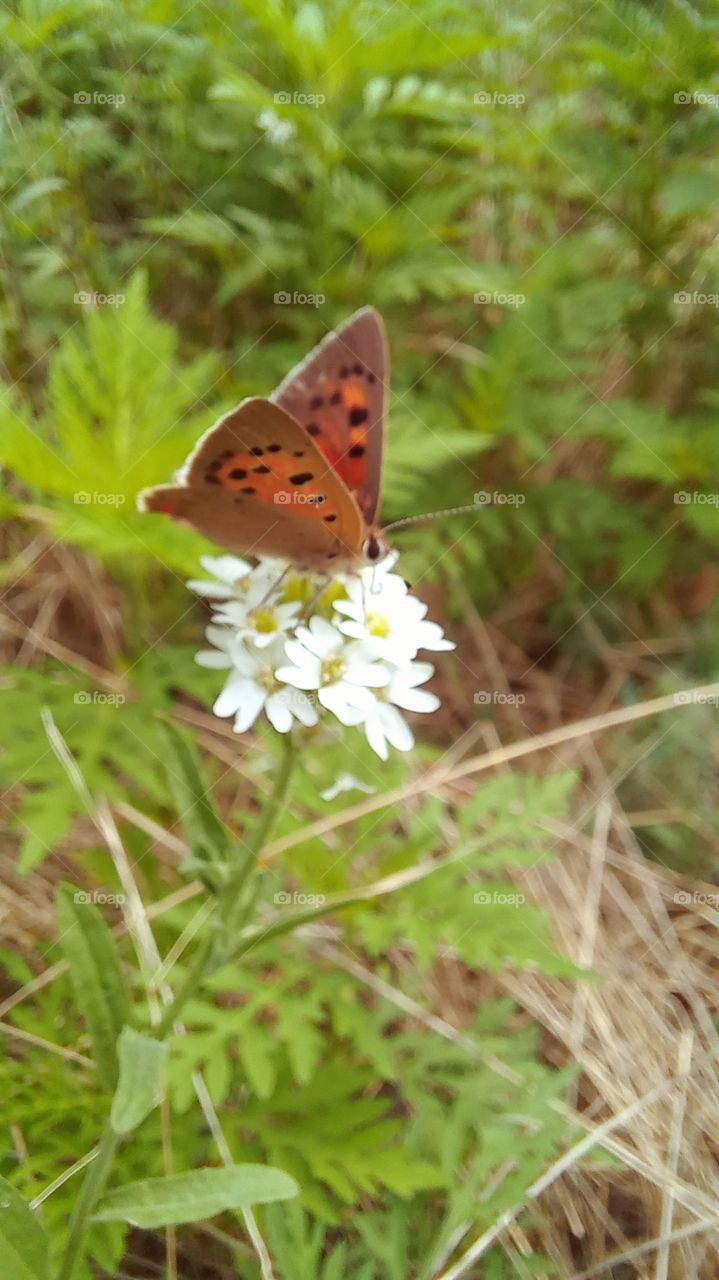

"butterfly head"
[362,529,391,566]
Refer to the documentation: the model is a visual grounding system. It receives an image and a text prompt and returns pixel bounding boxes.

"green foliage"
[0,1175,50,1280]
[55,883,130,1090]
[93,1164,298,1228]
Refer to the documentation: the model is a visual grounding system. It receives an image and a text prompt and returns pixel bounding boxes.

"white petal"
[187,580,237,600]
[379,704,414,752]
[415,621,455,651]
[320,773,376,801]
[213,674,254,718]
[265,693,293,733]
[336,619,366,640]
[364,712,389,760]
[200,554,251,583]
[345,662,391,688]
[319,683,373,724]
[275,664,321,691]
[298,617,341,659]
[392,687,440,713]
[232,684,266,732]
[195,650,233,669]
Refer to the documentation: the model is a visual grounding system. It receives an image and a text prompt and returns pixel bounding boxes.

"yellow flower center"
[258,667,281,692]
[321,655,345,685]
[250,607,278,634]
[366,611,390,638]
[281,574,314,605]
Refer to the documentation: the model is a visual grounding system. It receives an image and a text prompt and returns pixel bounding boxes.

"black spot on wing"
[289,472,313,486]
[348,407,368,426]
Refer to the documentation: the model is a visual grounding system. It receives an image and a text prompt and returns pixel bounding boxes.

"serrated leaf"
[93,1165,298,1227]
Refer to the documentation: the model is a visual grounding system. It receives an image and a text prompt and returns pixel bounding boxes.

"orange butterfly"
[139,308,390,570]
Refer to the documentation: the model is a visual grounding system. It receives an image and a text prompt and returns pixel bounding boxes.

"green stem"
[224,732,297,911]
[156,733,297,1036]
[56,735,297,1279]
[57,1123,119,1280]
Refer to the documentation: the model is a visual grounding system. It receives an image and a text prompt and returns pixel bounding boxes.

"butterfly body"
[139,308,389,571]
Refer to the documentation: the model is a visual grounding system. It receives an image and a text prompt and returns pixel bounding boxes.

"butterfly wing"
[138,397,365,569]
[271,307,387,525]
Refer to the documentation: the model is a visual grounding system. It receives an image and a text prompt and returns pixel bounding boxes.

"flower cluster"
[190,554,454,760]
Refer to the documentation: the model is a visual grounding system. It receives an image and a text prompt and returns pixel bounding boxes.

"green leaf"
[93,1165,298,1228]
[55,884,130,1090]
[0,1176,49,1280]
[158,721,231,876]
[110,1027,168,1134]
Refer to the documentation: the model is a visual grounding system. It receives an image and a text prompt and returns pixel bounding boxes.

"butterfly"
[138,308,391,571]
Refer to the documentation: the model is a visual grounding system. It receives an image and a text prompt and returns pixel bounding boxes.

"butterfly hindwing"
[139,397,366,568]
[271,307,387,525]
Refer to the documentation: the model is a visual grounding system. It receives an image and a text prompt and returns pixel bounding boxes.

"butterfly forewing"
[139,397,365,569]
[271,307,387,525]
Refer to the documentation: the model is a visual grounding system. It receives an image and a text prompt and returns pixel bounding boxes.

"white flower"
[187,554,252,600]
[276,617,389,726]
[362,662,440,760]
[334,569,454,665]
[320,773,377,801]
[211,637,318,734]
[190,552,453,757]
[204,560,301,648]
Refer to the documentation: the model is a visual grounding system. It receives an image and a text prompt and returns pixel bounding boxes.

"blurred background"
[2,2,719,1277]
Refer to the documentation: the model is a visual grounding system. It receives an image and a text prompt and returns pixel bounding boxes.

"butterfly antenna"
[383,502,482,535]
